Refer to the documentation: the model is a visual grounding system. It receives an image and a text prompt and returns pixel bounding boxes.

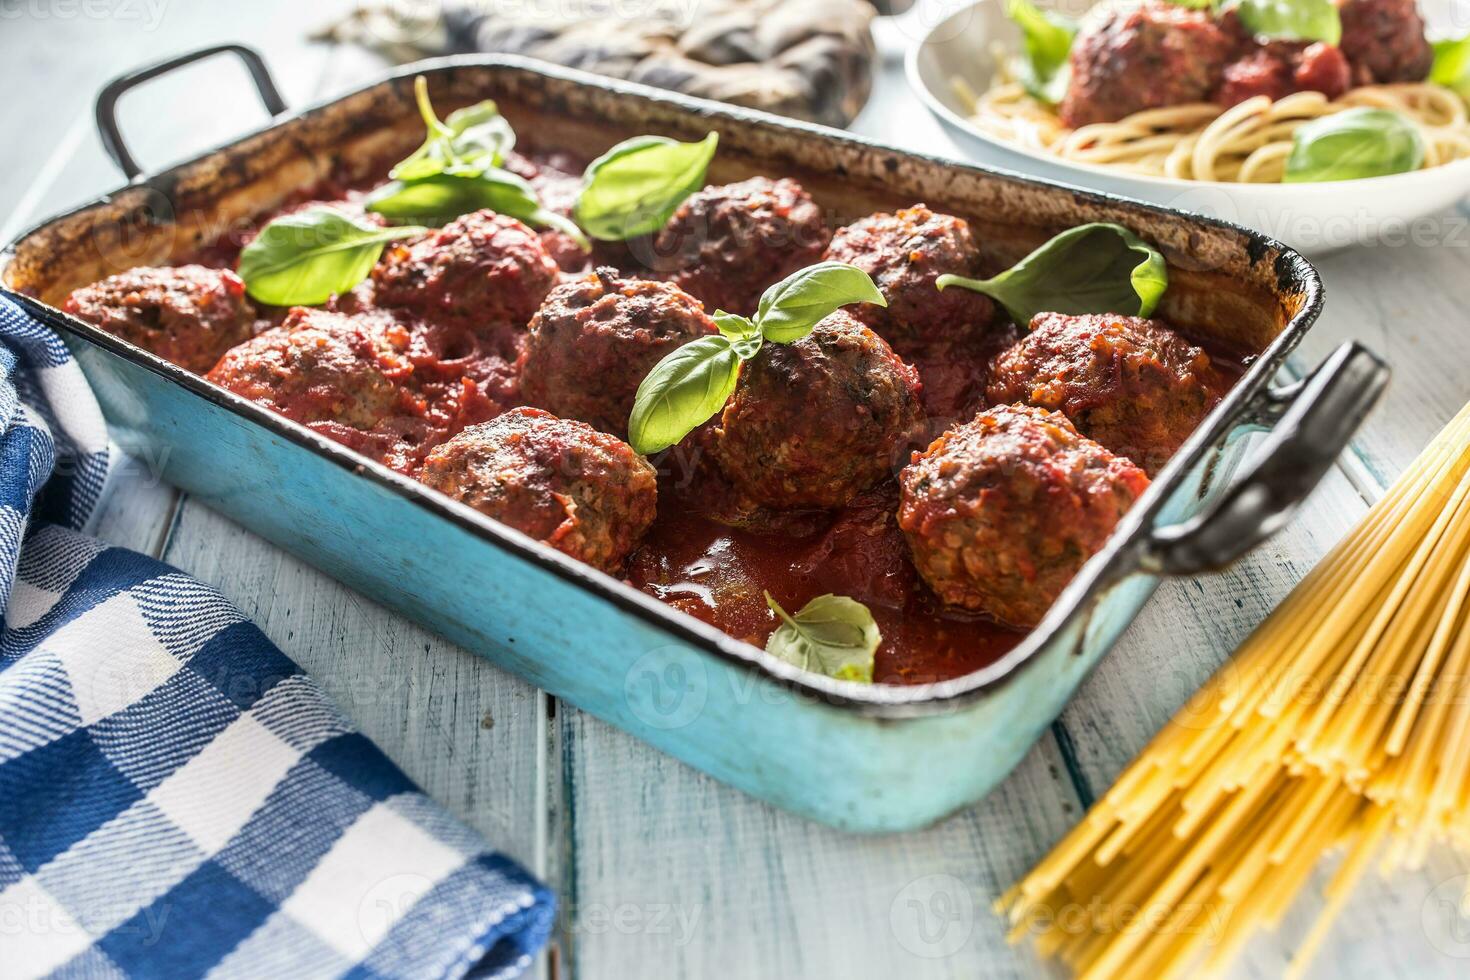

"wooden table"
[4,3,1470,976]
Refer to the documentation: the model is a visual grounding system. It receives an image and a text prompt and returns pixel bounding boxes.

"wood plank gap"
[1048,719,1096,809]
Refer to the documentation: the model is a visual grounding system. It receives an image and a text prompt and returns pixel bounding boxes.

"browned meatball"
[985,313,1219,474]
[898,404,1149,627]
[650,177,832,314]
[63,265,255,373]
[1060,1,1235,127]
[1338,0,1433,84]
[372,210,559,330]
[420,407,658,573]
[822,205,996,349]
[521,268,715,437]
[712,311,924,509]
[1216,41,1352,106]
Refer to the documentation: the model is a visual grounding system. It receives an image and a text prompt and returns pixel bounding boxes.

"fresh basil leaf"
[1224,0,1341,46]
[392,76,515,182]
[237,207,425,307]
[1431,36,1470,99]
[1283,108,1426,183]
[628,334,745,455]
[764,592,880,684]
[365,172,589,248]
[937,222,1166,327]
[574,133,719,241]
[1005,0,1078,105]
[713,310,758,341]
[754,262,886,343]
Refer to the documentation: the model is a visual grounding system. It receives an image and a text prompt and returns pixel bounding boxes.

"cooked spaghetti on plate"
[957,0,1470,183]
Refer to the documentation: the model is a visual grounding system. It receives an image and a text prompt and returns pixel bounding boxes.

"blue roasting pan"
[0,47,1386,832]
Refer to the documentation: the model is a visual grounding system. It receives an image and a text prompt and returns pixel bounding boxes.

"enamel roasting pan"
[0,46,1387,832]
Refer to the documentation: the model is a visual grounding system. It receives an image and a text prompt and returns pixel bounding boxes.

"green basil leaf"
[1224,0,1341,46]
[937,222,1166,327]
[574,132,719,241]
[1005,0,1078,105]
[628,334,745,455]
[237,207,425,307]
[753,262,886,343]
[764,592,880,684]
[1431,36,1470,99]
[366,172,590,249]
[1283,108,1426,183]
[713,310,758,341]
[392,76,515,182]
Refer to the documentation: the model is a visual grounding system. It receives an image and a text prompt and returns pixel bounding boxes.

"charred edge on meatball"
[898,404,1150,628]
[420,407,659,574]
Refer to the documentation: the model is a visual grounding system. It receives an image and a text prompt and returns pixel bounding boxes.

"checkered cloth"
[0,293,555,978]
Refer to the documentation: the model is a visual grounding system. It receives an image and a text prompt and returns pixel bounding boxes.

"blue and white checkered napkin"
[0,294,555,978]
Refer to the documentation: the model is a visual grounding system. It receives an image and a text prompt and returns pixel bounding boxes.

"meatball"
[712,310,924,509]
[1216,42,1351,106]
[420,407,658,573]
[520,268,716,437]
[1338,0,1433,84]
[63,265,255,373]
[822,205,996,349]
[372,209,558,330]
[1060,1,1235,127]
[985,312,1218,474]
[650,177,832,314]
[898,404,1149,627]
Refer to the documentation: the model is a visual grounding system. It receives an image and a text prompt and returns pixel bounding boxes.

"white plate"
[904,0,1470,255]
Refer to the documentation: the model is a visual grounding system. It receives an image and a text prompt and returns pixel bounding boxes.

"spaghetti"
[999,398,1470,978]
[957,70,1470,181]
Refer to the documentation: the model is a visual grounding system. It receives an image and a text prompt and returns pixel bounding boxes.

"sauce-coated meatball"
[898,404,1149,627]
[372,210,558,330]
[1060,1,1235,127]
[63,265,255,373]
[822,205,996,348]
[985,312,1218,474]
[520,268,716,437]
[1216,41,1351,106]
[1338,0,1433,84]
[651,177,832,314]
[712,310,924,509]
[420,407,658,573]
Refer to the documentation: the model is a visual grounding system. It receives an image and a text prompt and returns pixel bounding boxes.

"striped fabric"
[0,294,554,978]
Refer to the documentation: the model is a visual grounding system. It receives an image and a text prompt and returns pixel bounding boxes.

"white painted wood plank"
[560,707,1077,980]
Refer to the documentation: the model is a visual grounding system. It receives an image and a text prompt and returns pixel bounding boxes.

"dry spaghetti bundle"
[998,398,1470,978]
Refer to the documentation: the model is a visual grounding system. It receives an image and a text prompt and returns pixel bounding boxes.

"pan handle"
[1138,341,1389,576]
[95,44,287,180]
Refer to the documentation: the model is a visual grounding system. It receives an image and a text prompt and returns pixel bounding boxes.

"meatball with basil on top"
[898,404,1149,628]
[372,209,558,332]
[822,205,996,349]
[650,177,832,314]
[712,310,924,510]
[520,268,716,437]
[1060,1,1235,127]
[420,407,658,574]
[64,265,256,373]
[985,312,1219,474]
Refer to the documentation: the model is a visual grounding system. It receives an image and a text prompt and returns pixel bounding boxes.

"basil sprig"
[1431,35,1470,100]
[237,207,425,306]
[1005,0,1078,105]
[764,592,880,684]
[393,76,514,181]
[937,222,1166,328]
[627,261,885,455]
[367,77,589,248]
[1222,0,1341,46]
[1283,108,1426,182]
[574,133,719,241]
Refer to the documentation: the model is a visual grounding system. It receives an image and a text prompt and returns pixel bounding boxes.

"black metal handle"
[95,44,286,180]
[1140,341,1389,576]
